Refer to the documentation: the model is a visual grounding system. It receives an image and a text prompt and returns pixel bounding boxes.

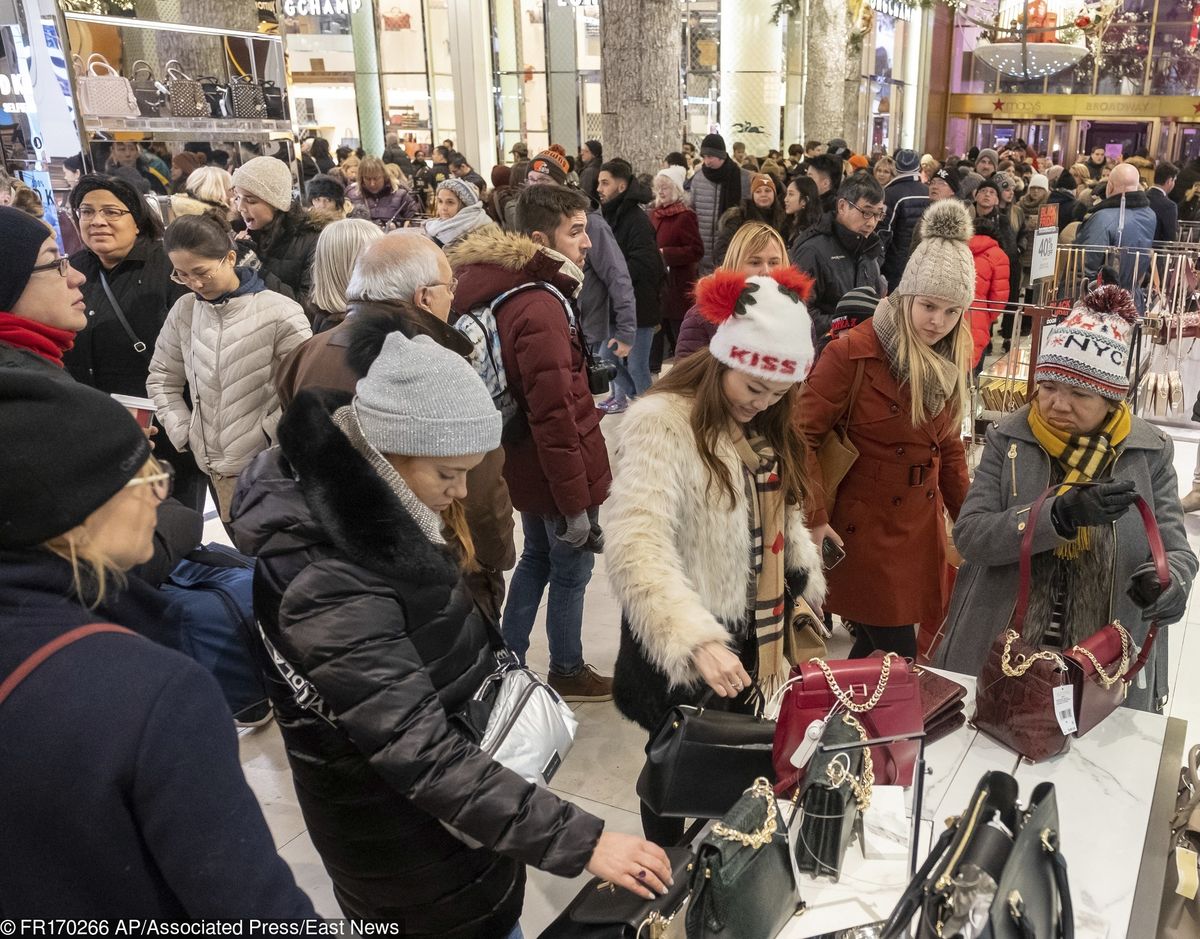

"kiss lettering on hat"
[727,347,798,376]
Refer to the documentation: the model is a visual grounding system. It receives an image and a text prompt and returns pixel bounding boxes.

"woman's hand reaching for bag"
[585,831,674,900]
[693,641,752,698]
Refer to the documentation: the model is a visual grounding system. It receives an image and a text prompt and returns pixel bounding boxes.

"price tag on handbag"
[1052,685,1077,735]
[1177,845,1199,900]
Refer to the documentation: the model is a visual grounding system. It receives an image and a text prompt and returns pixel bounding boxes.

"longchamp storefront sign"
[950,93,1200,119]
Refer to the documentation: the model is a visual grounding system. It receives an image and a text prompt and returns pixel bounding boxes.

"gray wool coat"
[934,405,1197,712]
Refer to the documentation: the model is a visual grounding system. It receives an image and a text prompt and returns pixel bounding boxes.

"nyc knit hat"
[750,173,776,194]
[700,133,728,160]
[355,332,501,457]
[977,148,1000,167]
[438,177,479,208]
[1029,172,1050,191]
[0,370,151,547]
[306,174,345,205]
[894,148,921,174]
[1035,285,1136,400]
[895,199,976,311]
[529,146,569,184]
[0,206,55,311]
[231,156,295,212]
[695,267,816,382]
[930,167,960,196]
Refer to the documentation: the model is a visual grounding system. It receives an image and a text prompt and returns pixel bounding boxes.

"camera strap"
[517,279,593,371]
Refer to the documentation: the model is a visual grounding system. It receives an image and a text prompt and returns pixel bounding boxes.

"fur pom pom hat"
[894,199,976,312]
[1035,284,1137,400]
[694,267,816,382]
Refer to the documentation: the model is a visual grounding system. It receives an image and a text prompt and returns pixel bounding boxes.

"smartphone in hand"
[821,536,846,570]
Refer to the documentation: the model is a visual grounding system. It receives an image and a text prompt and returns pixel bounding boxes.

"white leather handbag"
[74,54,139,118]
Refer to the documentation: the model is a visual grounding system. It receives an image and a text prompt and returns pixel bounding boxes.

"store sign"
[951,93,1200,119]
[0,72,34,114]
[281,0,361,17]
[1030,203,1058,283]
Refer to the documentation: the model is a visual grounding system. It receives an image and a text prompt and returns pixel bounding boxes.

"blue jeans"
[502,512,595,675]
[601,326,655,402]
[502,925,523,939]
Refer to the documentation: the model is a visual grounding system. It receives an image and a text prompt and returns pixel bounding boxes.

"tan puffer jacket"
[147,283,311,477]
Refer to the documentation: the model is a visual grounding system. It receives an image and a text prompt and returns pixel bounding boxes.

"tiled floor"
[220,416,1200,928]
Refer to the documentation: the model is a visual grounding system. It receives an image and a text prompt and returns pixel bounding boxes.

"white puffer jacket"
[147,279,311,477]
[605,391,826,687]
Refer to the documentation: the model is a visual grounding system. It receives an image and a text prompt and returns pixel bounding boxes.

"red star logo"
[1192,100,1200,114]
[993,98,1004,111]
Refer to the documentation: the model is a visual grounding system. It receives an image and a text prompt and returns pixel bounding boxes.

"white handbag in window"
[74,54,139,118]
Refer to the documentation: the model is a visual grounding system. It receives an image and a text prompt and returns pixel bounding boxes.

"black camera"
[587,359,618,396]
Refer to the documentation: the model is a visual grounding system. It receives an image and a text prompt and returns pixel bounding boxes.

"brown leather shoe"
[1183,487,1200,513]
[548,663,613,702]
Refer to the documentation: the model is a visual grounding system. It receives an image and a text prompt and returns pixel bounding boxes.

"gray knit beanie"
[438,177,479,208]
[895,199,976,311]
[231,156,295,212]
[355,332,501,457]
[976,148,1000,169]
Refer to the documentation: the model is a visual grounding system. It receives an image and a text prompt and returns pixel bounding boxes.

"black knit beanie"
[306,174,346,205]
[0,206,53,312]
[0,370,151,547]
[700,133,728,160]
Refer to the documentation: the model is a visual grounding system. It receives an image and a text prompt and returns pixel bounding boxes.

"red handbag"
[973,485,1169,761]
[772,652,923,795]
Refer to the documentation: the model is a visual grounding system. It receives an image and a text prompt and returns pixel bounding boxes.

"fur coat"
[606,391,827,730]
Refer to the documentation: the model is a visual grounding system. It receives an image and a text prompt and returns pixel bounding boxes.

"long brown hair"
[442,500,478,572]
[650,349,811,511]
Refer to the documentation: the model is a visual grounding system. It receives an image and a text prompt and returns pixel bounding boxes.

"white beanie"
[231,156,295,213]
[1035,285,1136,400]
[694,268,816,382]
[656,166,686,196]
[1029,173,1049,191]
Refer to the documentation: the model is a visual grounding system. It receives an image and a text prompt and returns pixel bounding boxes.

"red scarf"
[0,312,76,366]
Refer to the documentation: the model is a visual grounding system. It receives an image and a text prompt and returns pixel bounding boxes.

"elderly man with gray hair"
[1078,162,1157,309]
[275,229,516,618]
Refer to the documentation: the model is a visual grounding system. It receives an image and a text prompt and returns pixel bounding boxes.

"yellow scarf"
[1027,400,1132,558]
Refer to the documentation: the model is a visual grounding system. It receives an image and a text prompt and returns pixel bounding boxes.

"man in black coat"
[1148,160,1180,243]
[790,174,885,354]
[879,148,930,291]
[1171,156,1200,222]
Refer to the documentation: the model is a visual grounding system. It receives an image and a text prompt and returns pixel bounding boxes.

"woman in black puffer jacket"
[231,332,671,936]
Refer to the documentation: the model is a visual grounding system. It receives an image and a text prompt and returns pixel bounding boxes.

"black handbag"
[537,847,693,939]
[794,712,872,880]
[130,60,165,116]
[199,76,232,118]
[637,691,775,820]
[685,778,801,939]
[261,80,286,119]
[879,771,1074,939]
[230,76,267,118]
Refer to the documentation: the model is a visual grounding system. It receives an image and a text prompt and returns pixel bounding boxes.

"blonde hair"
[1069,162,1091,187]
[721,222,788,272]
[42,459,161,607]
[185,166,233,207]
[384,162,410,190]
[443,500,478,572]
[874,157,896,182]
[310,218,384,315]
[891,295,971,427]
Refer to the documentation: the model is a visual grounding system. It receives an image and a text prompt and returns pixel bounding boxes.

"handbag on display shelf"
[130,60,166,117]
[165,61,210,118]
[1160,745,1200,939]
[793,712,873,880]
[878,771,1073,939]
[74,54,139,119]
[261,81,287,119]
[812,360,865,517]
[771,652,922,795]
[229,76,267,119]
[913,665,968,745]
[973,485,1167,759]
[382,7,412,29]
[685,778,802,939]
[536,847,693,939]
[199,76,233,119]
[637,687,775,820]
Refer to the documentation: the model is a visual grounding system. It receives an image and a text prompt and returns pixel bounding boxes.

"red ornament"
[1074,14,1091,28]
[694,269,750,324]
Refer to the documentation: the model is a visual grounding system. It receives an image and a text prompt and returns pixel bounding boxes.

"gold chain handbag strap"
[711,778,778,849]
[812,652,894,712]
[823,713,875,811]
[1000,629,1066,677]
[1069,621,1132,689]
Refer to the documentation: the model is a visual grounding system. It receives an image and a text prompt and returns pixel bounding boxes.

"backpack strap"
[0,624,135,708]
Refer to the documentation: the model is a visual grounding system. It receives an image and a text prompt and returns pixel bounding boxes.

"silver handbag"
[74,53,139,118]
[476,657,578,786]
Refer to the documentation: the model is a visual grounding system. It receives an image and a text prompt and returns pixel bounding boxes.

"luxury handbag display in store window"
[637,688,775,820]
[130,60,166,117]
[74,53,139,118]
[878,771,1073,939]
[199,75,233,118]
[229,75,267,118]
[973,485,1168,761]
[164,61,210,118]
[536,846,693,939]
[771,652,922,795]
[685,778,802,939]
[261,80,287,119]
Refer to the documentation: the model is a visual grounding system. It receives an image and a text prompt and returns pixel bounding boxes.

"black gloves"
[1050,480,1137,537]
[1128,560,1188,625]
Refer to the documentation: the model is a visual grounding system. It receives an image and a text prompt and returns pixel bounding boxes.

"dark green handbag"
[795,712,873,880]
[685,778,802,939]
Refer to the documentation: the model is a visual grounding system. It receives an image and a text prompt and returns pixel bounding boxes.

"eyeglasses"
[844,201,887,222]
[76,205,133,223]
[426,276,458,295]
[170,256,229,287]
[30,256,71,277]
[124,460,174,501]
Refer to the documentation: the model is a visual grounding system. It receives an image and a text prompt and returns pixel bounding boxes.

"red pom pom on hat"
[770,266,815,302]
[694,269,750,325]
[1080,284,1137,324]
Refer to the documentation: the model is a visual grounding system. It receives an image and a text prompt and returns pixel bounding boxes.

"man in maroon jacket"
[448,184,613,701]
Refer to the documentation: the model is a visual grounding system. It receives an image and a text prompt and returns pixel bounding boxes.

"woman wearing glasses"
[147,213,311,525]
[0,372,316,917]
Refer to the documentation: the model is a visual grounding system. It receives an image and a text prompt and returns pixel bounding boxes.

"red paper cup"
[111,393,156,430]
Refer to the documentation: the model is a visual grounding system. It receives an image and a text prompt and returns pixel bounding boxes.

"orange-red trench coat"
[795,321,970,627]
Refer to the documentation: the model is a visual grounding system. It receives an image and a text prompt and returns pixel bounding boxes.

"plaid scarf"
[735,434,789,698]
[1027,400,1132,559]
